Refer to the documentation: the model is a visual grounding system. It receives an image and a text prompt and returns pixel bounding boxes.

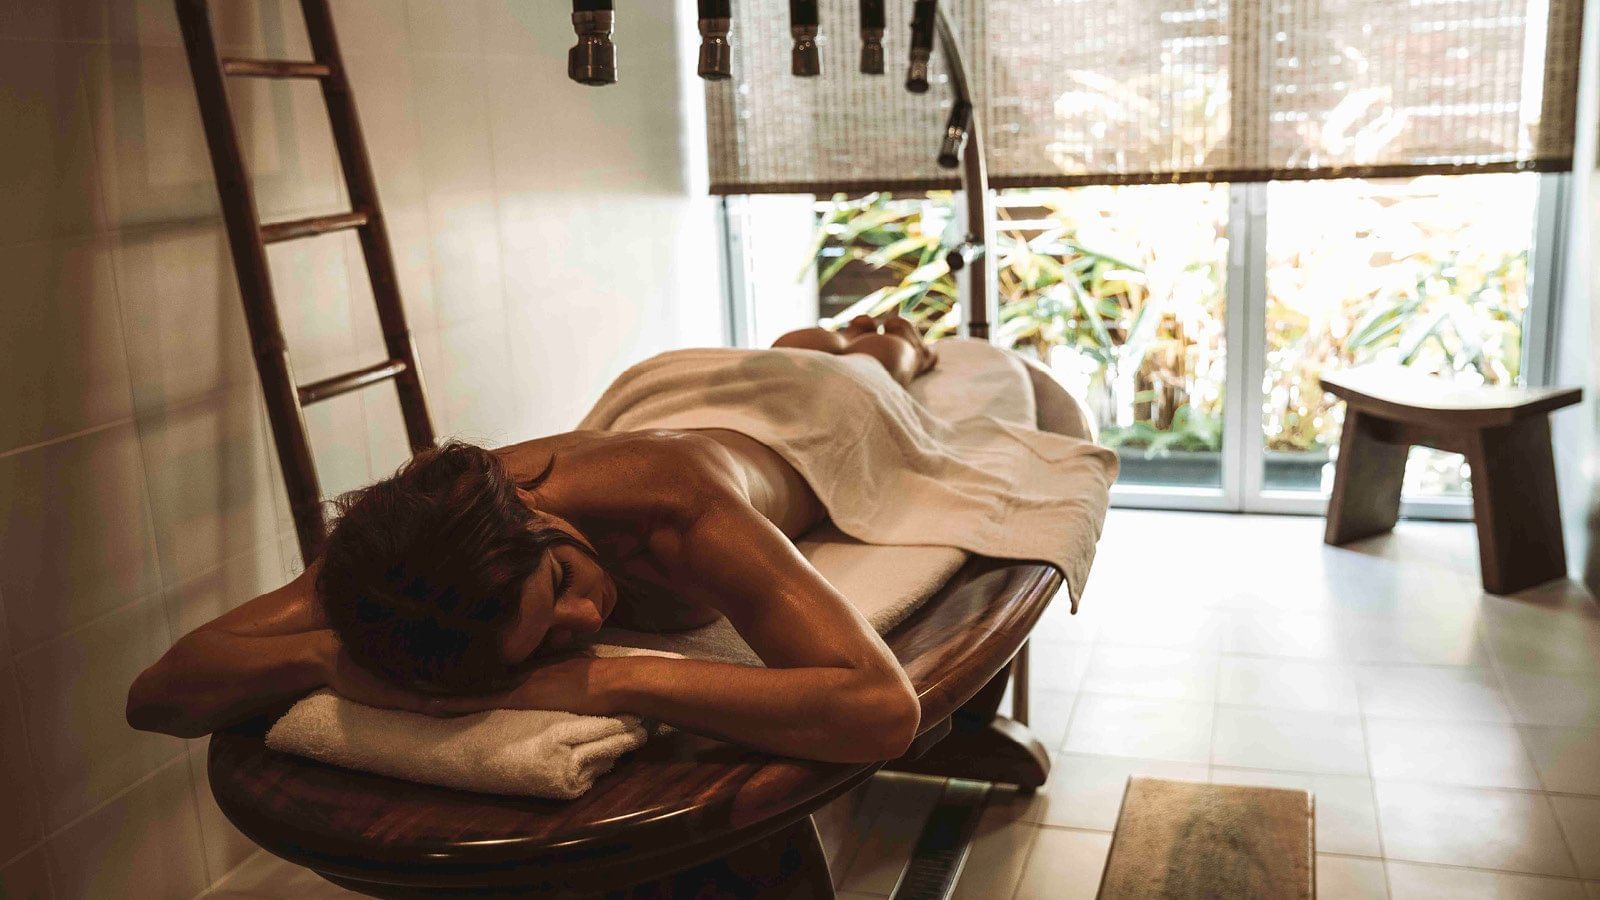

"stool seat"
[1319,365,1581,595]
[1319,366,1581,427]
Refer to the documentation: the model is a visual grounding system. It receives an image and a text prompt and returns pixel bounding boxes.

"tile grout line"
[0,579,51,884]
[1352,666,1395,899]
[0,416,133,463]
[1002,812,1048,900]
[32,753,191,853]
[1478,613,1590,881]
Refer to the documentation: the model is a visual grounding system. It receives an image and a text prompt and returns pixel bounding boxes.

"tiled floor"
[205,509,1600,899]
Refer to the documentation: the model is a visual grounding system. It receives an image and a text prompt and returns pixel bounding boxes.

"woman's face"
[499,513,618,665]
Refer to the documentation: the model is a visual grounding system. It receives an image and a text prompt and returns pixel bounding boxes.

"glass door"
[1238,173,1554,517]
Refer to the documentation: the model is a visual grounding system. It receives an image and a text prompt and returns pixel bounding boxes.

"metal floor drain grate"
[889,779,990,900]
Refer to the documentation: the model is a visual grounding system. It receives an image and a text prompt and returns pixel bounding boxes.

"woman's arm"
[555,653,920,763]
[506,491,918,762]
[126,564,337,738]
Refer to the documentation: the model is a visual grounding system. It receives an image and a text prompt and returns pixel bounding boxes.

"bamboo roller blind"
[704,0,1584,194]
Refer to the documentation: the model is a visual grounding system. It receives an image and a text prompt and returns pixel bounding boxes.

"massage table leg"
[1011,641,1030,726]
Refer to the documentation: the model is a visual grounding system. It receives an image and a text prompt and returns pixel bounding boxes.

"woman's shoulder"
[504,429,737,519]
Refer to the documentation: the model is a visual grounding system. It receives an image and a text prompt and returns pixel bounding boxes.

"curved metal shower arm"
[933,6,997,340]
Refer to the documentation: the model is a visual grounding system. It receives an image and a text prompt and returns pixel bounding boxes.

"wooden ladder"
[175,0,435,563]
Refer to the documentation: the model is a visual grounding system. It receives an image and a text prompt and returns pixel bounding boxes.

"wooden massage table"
[207,362,1097,898]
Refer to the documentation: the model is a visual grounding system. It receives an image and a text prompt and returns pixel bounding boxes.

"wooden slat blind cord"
[175,0,436,563]
[707,0,1585,194]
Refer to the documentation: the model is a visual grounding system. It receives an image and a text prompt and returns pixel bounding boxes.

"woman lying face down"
[126,318,938,764]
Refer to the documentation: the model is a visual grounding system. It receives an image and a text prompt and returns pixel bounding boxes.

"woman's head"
[316,441,615,695]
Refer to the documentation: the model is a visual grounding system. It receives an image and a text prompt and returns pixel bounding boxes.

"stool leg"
[1325,410,1409,545]
[1465,417,1568,594]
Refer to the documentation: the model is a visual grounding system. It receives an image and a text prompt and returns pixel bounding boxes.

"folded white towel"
[266,692,645,800]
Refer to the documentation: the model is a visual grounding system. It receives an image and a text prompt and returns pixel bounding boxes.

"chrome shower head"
[568,0,616,86]
[697,0,732,80]
[859,0,886,74]
[906,0,936,93]
[791,0,821,77]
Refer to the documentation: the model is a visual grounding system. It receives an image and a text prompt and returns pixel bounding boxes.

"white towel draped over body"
[266,339,1116,799]
[579,339,1117,605]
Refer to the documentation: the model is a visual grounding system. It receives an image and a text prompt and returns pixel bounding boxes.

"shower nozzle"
[938,100,971,168]
[697,0,732,80]
[790,0,821,77]
[568,0,616,86]
[859,0,885,74]
[906,0,936,93]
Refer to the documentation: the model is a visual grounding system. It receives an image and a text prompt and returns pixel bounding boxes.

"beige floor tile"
[1375,782,1576,876]
[1551,796,1600,880]
[1062,696,1214,763]
[1029,754,1209,830]
[1211,768,1381,857]
[837,774,948,895]
[1484,619,1600,675]
[1210,707,1368,774]
[1357,665,1513,723]
[1028,641,1094,692]
[1385,862,1586,899]
[1222,611,1346,660]
[1337,614,1493,667]
[1081,646,1217,702]
[1521,726,1600,795]
[1022,689,1076,751]
[1500,671,1600,727]
[1318,855,1388,899]
[1587,880,1600,900]
[1013,828,1111,900]
[1090,606,1226,652]
[951,794,1039,900]
[1217,656,1361,714]
[1366,719,1542,789]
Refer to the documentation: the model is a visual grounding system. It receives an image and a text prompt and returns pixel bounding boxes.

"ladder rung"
[222,58,333,79]
[261,210,369,244]
[299,359,408,405]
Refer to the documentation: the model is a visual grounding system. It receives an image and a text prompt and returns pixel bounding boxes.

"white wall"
[0,1,723,896]
[1554,0,1600,587]
[736,194,822,347]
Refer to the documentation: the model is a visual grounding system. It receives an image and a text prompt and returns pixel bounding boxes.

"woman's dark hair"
[317,440,572,695]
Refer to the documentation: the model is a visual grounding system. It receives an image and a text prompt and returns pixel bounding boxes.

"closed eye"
[555,557,574,596]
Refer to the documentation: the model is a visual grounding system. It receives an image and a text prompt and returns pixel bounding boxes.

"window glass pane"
[1002,186,1230,490]
[1261,173,1539,498]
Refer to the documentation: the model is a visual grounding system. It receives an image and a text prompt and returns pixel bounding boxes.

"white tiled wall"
[0,1,725,896]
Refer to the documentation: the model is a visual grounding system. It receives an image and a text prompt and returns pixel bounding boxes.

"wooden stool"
[1320,366,1582,594]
